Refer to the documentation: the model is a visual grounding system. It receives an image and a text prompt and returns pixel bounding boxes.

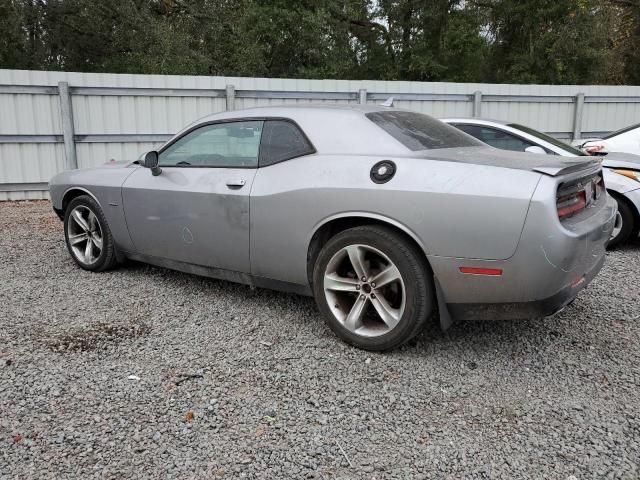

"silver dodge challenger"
[49,105,617,350]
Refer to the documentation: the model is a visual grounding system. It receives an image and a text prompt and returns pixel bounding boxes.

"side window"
[159,121,264,168]
[456,124,535,152]
[479,127,534,152]
[455,124,484,139]
[259,120,314,167]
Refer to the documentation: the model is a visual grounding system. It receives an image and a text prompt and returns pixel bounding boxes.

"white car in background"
[574,123,640,156]
[443,118,640,247]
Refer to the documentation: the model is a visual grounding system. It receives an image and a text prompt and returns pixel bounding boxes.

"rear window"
[366,111,482,151]
[259,120,315,166]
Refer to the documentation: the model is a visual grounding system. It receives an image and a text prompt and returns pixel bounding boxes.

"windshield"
[367,111,483,151]
[508,123,587,156]
[603,123,640,139]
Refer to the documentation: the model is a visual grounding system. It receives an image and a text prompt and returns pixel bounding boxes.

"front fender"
[49,166,138,252]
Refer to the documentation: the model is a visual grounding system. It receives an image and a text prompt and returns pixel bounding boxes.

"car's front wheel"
[608,196,637,249]
[312,225,434,351]
[64,195,118,271]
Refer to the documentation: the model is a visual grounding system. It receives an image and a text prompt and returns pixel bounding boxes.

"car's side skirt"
[123,251,313,297]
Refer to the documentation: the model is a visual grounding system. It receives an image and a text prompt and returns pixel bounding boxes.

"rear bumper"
[447,253,605,321]
[430,189,617,322]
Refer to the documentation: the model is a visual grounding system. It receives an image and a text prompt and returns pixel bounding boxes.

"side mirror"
[524,145,547,155]
[143,151,162,176]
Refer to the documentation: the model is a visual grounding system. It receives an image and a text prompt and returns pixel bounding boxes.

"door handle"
[226,179,246,188]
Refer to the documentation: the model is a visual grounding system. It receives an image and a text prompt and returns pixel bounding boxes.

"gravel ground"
[1,200,639,479]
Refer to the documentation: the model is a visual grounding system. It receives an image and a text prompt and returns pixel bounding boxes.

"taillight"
[557,190,587,219]
[584,143,608,156]
[556,171,603,221]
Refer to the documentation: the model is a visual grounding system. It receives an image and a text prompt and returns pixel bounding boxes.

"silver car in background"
[443,118,640,247]
[49,106,616,351]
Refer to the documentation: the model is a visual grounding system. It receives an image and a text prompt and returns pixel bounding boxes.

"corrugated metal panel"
[0,191,50,201]
[0,143,65,181]
[76,142,165,168]
[2,69,640,199]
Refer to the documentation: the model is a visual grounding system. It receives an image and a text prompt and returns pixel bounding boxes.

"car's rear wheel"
[64,195,118,271]
[312,225,434,351]
[608,196,636,248]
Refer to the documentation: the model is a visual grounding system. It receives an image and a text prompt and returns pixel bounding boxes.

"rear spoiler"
[533,158,602,177]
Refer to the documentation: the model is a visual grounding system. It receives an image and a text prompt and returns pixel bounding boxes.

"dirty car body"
[442,117,640,247]
[50,106,616,350]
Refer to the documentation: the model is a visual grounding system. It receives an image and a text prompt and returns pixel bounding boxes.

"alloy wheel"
[67,205,103,265]
[611,210,623,241]
[323,244,406,337]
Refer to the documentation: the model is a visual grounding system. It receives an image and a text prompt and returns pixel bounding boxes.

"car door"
[122,120,263,274]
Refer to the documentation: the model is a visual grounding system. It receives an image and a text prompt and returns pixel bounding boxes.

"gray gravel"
[1,200,639,479]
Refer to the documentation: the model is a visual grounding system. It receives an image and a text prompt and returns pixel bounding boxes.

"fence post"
[572,92,585,141]
[472,90,482,117]
[58,81,78,170]
[226,84,235,111]
[358,88,367,105]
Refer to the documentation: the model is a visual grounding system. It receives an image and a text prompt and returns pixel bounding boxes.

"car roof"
[196,104,394,123]
[440,117,510,126]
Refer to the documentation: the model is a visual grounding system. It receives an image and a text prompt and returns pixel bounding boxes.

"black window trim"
[156,116,316,169]
[452,122,553,154]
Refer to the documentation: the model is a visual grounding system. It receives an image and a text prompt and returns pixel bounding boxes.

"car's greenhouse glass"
[160,121,264,167]
[507,123,587,156]
[259,120,314,166]
[366,111,483,151]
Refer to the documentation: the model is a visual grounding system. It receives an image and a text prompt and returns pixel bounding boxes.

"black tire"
[608,195,637,249]
[312,225,434,351]
[64,195,118,272]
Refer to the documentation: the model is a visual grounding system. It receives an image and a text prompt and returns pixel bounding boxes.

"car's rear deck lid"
[418,146,601,177]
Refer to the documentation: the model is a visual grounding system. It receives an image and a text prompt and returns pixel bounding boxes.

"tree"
[476,0,622,84]
[0,0,636,84]
[0,0,25,69]
[608,0,640,84]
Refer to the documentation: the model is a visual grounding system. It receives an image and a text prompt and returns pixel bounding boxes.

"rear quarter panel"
[250,154,542,285]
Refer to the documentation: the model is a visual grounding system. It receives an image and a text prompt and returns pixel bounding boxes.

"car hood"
[416,146,600,177]
[602,152,640,170]
[102,159,137,168]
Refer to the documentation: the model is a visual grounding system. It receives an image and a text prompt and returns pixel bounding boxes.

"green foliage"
[0,0,637,84]
[0,0,25,69]
[611,0,640,84]
[480,0,622,84]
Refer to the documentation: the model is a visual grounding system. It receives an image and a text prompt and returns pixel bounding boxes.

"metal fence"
[1,69,640,200]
